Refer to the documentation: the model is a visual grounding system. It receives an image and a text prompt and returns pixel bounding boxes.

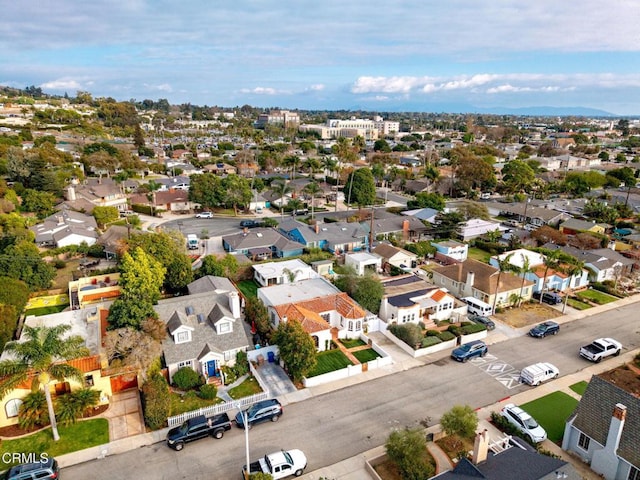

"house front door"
[206,360,217,377]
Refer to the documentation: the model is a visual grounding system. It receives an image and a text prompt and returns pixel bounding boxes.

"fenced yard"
[308,349,353,377]
[236,280,259,299]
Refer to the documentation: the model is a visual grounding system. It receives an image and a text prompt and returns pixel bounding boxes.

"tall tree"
[303,181,322,219]
[539,250,561,303]
[271,320,316,383]
[0,325,89,441]
[491,253,515,313]
[344,168,376,209]
[188,173,222,210]
[221,175,252,215]
[516,253,533,307]
[119,247,166,304]
[272,180,292,218]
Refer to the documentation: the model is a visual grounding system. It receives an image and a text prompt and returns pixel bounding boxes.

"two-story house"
[155,279,252,384]
[253,259,319,287]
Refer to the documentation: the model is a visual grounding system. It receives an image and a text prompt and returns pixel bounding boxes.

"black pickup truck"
[166,413,232,450]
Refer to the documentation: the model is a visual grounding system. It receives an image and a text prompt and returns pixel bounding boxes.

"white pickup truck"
[243,449,307,479]
[579,338,622,362]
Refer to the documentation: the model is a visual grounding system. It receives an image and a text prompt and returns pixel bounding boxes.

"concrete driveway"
[255,361,297,397]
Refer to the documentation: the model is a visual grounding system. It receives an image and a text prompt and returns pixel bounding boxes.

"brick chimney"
[466,271,475,287]
[315,223,320,234]
[472,429,489,465]
[605,404,626,453]
[402,219,410,240]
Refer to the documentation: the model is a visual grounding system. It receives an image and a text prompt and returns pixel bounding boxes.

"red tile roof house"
[257,278,373,351]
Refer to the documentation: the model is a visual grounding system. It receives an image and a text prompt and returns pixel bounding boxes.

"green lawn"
[570,381,588,396]
[307,350,353,377]
[169,391,222,416]
[0,419,109,470]
[467,247,492,263]
[228,376,263,399]
[236,280,259,299]
[567,298,592,310]
[339,338,367,349]
[24,305,69,316]
[521,391,578,443]
[576,289,619,305]
[352,348,382,363]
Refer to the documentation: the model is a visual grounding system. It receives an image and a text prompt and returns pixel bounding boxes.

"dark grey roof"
[362,215,428,236]
[388,288,431,307]
[571,374,640,468]
[187,276,235,295]
[155,291,251,366]
[222,227,304,252]
[435,440,576,480]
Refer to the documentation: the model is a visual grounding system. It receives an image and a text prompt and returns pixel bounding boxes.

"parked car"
[240,220,265,228]
[196,211,213,218]
[3,457,59,480]
[528,321,560,338]
[166,413,232,450]
[243,449,307,479]
[579,338,622,362]
[501,403,547,443]
[532,291,562,305]
[235,399,283,429]
[451,340,488,362]
[467,314,496,331]
[255,207,263,213]
[520,362,559,386]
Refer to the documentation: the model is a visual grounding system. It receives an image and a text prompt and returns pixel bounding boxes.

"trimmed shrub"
[389,323,424,349]
[437,331,456,342]
[198,383,218,400]
[56,388,100,425]
[172,367,204,390]
[18,391,49,429]
[425,330,440,337]
[142,373,170,430]
[460,323,486,335]
[447,325,462,337]
[234,351,249,376]
[421,336,442,348]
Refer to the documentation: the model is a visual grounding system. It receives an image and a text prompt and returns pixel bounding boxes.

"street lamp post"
[237,403,251,479]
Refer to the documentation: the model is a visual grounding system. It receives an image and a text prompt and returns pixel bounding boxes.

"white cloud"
[142,83,173,92]
[39,79,84,90]
[240,87,279,95]
[308,84,325,91]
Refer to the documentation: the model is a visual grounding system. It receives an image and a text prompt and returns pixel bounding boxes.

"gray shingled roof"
[187,276,235,295]
[571,374,640,468]
[155,290,252,367]
[435,440,576,480]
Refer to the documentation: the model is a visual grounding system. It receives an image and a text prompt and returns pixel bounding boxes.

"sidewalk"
[58,292,640,477]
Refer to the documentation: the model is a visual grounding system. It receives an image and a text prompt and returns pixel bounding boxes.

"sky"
[2,0,640,115]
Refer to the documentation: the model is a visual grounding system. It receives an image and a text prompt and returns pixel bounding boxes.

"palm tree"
[302,158,321,179]
[491,253,515,314]
[517,254,533,307]
[561,261,585,313]
[539,250,561,304]
[272,180,292,218]
[303,181,322,219]
[322,156,337,183]
[0,325,89,441]
[287,198,304,217]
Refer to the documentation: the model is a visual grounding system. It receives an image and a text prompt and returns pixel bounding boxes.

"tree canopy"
[271,320,316,383]
[344,168,376,208]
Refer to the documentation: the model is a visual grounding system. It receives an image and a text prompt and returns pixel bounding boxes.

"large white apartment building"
[299,115,399,140]
[255,110,300,128]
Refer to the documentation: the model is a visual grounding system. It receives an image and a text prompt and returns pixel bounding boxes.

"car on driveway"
[196,211,213,218]
[533,291,562,305]
[501,403,547,443]
[467,314,495,331]
[528,321,560,338]
[451,340,488,362]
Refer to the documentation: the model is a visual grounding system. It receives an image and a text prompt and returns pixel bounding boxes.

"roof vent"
[197,313,205,324]
[185,306,195,315]
[256,233,263,237]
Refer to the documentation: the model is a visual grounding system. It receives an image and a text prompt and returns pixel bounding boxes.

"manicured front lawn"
[228,376,263,399]
[521,391,578,443]
[567,298,592,310]
[352,348,382,363]
[570,381,588,396]
[467,247,492,263]
[0,419,109,470]
[24,305,69,316]
[236,280,259,299]
[170,391,223,416]
[576,289,619,305]
[307,349,353,377]
[339,338,367,349]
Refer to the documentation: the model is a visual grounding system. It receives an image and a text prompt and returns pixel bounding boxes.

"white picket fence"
[167,391,269,427]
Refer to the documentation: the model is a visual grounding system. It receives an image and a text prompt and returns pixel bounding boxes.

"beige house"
[431,258,534,309]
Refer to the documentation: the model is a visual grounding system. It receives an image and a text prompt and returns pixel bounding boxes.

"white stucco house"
[253,259,319,287]
[344,252,383,275]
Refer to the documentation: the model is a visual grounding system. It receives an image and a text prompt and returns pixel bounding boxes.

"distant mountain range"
[346,100,618,117]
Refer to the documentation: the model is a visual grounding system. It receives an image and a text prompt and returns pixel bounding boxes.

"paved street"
[61,299,640,480]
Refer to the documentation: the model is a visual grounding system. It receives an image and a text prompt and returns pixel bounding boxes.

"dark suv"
[528,321,560,338]
[451,340,488,362]
[166,413,232,450]
[467,314,495,331]
[533,291,562,305]
[4,457,59,479]
[235,399,283,429]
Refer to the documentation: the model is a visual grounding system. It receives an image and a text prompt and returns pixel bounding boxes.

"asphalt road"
[62,303,640,480]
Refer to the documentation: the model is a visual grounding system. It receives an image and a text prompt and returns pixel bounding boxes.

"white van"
[520,362,559,386]
[462,297,493,316]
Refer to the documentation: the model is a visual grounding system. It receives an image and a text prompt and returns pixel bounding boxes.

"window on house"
[176,330,191,343]
[5,399,22,418]
[178,360,192,369]
[321,313,330,323]
[578,432,590,450]
[348,321,354,332]
[218,322,231,333]
[85,375,94,387]
[628,466,640,480]
[356,320,361,331]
